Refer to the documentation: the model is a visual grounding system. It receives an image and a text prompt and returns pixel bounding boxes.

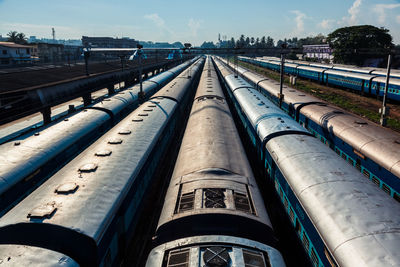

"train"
[0,58,198,216]
[239,56,400,101]
[221,57,400,203]
[0,57,204,266]
[260,56,400,79]
[213,56,400,267]
[146,56,286,267]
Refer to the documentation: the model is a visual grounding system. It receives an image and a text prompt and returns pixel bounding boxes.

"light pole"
[137,44,144,101]
[279,43,287,108]
[380,54,392,127]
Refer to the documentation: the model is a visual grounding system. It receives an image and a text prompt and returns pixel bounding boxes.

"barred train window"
[243,249,268,267]
[166,248,190,267]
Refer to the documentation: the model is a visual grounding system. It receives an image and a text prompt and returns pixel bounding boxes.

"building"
[30,43,64,63]
[303,44,333,62]
[0,35,7,42]
[0,42,32,65]
[82,36,137,48]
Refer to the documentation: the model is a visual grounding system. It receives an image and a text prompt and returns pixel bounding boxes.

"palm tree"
[7,31,18,43]
[6,31,27,44]
[16,32,27,44]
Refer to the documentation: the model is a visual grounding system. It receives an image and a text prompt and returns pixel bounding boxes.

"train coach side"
[0,58,204,266]
[0,58,198,216]
[148,56,285,267]
[213,56,400,267]
[219,57,400,202]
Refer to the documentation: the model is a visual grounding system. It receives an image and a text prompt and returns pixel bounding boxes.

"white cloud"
[290,10,307,35]
[188,18,202,37]
[318,19,334,30]
[339,0,362,25]
[374,4,400,24]
[144,13,174,37]
[144,13,165,28]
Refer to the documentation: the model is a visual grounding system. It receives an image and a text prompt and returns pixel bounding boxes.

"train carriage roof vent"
[55,183,79,195]
[148,104,156,108]
[95,150,112,157]
[333,111,344,114]
[143,109,153,112]
[103,99,111,101]
[118,130,132,135]
[34,132,40,136]
[108,138,123,144]
[354,121,368,125]
[167,248,190,267]
[138,113,148,117]
[203,247,230,267]
[28,202,57,219]
[79,163,98,172]
[243,249,267,267]
[395,140,400,145]
[14,141,21,146]
[132,118,143,122]
[204,188,226,208]
[298,94,306,96]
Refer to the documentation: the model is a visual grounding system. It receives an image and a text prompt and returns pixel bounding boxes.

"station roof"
[0,42,32,49]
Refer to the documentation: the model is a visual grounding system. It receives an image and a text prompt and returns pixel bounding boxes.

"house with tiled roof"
[0,42,33,65]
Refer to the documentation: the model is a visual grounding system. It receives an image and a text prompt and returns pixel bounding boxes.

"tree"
[200,41,216,49]
[327,25,393,65]
[7,31,27,44]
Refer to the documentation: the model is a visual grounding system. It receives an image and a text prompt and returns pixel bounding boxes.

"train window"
[335,148,340,155]
[382,184,391,195]
[347,158,355,166]
[362,168,370,178]
[302,233,310,252]
[394,192,400,203]
[283,197,288,210]
[310,248,319,267]
[372,177,381,187]
[289,208,295,223]
[295,218,301,234]
[355,159,361,171]
[204,188,226,208]
[175,190,195,214]
[341,153,347,160]
[324,247,338,267]
[279,188,283,199]
[167,248,190,267]
[243,249,267,267]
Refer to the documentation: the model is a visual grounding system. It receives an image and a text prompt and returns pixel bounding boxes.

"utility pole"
[83,50,90,76]
[279,43,287,108]
[380,54,392,126]
[137,44,144,101]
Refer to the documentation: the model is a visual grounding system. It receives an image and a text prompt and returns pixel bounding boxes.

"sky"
[0,0,400,46]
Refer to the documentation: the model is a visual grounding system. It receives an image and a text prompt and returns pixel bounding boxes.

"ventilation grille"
[243,249,267,267]
[167,249,190,267]
[204,188,226,208]
[203,246,230,266]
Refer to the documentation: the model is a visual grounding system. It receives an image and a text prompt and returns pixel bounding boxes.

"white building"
[0,42,32,65]
[303,44,333,62]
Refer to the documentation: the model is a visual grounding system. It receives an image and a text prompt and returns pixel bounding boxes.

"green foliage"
[200,41,216,49]
[7,31,27,44]
[327,25,393,65]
